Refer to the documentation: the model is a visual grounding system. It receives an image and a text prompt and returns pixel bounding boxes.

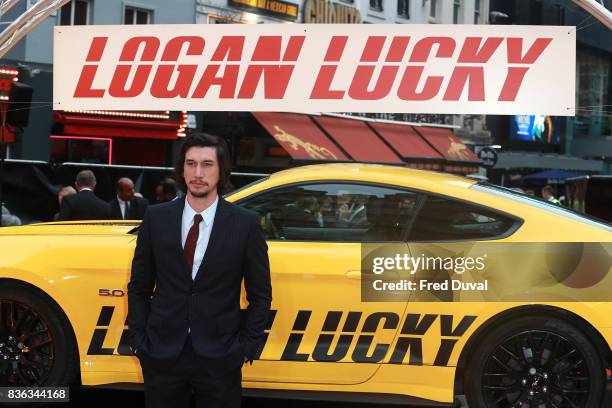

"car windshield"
[471,182,612,232]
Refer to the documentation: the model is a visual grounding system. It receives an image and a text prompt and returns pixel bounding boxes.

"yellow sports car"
[1,163,611,408]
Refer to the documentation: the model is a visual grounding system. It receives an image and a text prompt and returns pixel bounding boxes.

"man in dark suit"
[109,177,149,220]
[127,133,271,408]
[57,170,110,221]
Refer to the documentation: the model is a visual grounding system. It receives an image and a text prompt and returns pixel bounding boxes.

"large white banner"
[53,24,575,115]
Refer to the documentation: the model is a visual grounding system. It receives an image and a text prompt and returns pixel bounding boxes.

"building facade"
[1,0,492,168]
[486,0,612,183]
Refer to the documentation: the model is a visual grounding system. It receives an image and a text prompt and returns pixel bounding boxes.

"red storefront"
[51,110,187,166]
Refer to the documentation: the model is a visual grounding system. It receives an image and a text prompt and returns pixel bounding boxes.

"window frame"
[473,0,480,24]
[369,0,384,12]
[397,0,410,19]
[123,5,154,25]
[453,0,462,24]
[58,0,91,26]
[234,180,523,244]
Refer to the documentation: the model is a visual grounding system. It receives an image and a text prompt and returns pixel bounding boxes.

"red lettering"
[73,37,109,98]
[310,66,345,99]
[386,36,410,62]
[119,36,159,61]
[161,36,205,61]
[150,66,196,98]
[150,36,205,98]
[251,36,305,61]
[506,37,552,64]
[85,37,108,62]
[108,65,151,97]
[211,36,245,61]
[324,36,348,62]
[73,66,105,98]
[409,37,455,63]
[109,36,160,98]
[498,67,529,101]
[360,36,386,62]
[443,66,485,101]
[397,66,443,101]
[458,37,503,63]
[348,66,398,100]
[237,65,295,99]
[191,65,239,99]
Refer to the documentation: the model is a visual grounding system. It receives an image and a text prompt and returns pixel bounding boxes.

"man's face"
[183,146,220,198]
[118,181,135,202]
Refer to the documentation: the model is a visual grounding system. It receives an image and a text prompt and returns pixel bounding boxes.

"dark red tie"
[184,214,203,276]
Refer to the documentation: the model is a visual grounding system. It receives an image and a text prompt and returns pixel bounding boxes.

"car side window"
[409,194,516,241]
[238,183,418,242]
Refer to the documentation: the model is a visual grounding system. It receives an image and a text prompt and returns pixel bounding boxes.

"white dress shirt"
[181,194,219,281]
[182,194,218,334]
[117,196,128,219]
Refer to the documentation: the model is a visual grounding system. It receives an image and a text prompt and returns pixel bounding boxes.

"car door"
[236,182,418,385]
[403,193,520,367]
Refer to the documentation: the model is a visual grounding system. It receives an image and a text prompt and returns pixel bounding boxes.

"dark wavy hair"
[174,132,233,195]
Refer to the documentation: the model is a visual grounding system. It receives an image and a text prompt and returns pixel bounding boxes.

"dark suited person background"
[127,133,272,408]
[58,170,110,221]
[109,177,149,220]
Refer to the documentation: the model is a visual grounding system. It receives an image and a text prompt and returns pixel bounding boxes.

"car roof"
[263,163,477,191]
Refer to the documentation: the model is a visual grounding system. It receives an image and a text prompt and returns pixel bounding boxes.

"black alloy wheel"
[465,315,606,408]
[0,284,79,388]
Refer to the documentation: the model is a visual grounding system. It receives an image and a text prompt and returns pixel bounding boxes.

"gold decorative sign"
[273,125,338,160]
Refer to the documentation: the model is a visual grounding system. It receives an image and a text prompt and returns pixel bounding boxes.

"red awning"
[312,116,403,164]
[414,126,479,162]
[54,113,180,140]
[367,122,443,160]
[253,112,348,161]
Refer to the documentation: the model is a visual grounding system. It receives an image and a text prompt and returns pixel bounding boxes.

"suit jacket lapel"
[110,199,121,219]
[193,196,233,285]
[167,196,191,280]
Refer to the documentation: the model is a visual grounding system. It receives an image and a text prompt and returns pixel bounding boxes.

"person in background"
[53,186,77,221]
[541,185,561,205]
[1,204,21,227]
[58,170,110,221]
[155,177,179,203]
[109,177,148,220]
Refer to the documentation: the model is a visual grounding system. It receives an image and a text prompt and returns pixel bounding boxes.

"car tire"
[464,315,605,408]
[0,283,80,390]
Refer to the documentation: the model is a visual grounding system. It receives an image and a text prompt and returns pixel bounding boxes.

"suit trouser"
[140,334,242,408]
